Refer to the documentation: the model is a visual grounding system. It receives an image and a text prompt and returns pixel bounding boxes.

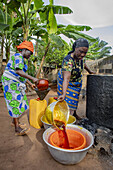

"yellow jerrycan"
[29,98,47,129]
[48,97,57,105]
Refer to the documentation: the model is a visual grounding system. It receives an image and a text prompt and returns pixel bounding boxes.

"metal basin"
[43,125,94,165]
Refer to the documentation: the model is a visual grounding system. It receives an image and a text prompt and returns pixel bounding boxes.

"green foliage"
[27,63,36,77]
[49,5,73,14]
[38,4,73,34]
[48,7,57,34]
[0,8,10,31]
[0,8,5,22]
[37,41,70,67]
[0,0,112,72]
[7,0,21,11]
[68,38,112,60]
[0,23,9,31]
[49,0,53,5]
[60,28,96,42]
[49,34,64,47]
[26,59,37,77]
[17,0,28,3]
[32,26,47,37]
[66,25,92,31]
[86,38,112,60]
[0,0,7,3]
[12,27,23,37]
[34,0,44,9]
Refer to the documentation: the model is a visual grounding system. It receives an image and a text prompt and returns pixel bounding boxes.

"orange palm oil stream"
[57,124,70,149]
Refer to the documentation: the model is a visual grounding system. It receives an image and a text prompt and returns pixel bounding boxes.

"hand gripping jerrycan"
[45,100,70,129]
[29,98,47,129]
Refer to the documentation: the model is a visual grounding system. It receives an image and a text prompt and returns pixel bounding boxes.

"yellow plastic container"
[48,97,57,105]
[29,99,47,129]
[45,100,69,129]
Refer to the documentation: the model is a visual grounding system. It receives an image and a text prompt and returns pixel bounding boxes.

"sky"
[44,0,113,54]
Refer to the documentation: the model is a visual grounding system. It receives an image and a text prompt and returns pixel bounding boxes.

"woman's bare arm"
[58,71,71,101]
[16,69,38,84]
[84,63,95,74]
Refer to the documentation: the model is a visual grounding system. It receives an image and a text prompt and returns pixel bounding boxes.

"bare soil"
[0,88,112,170]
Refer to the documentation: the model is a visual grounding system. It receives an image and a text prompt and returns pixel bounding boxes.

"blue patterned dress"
[57,54,84,110]
[1,53,29,118]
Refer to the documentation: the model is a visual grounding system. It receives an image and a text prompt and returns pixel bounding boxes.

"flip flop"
[11,122,26,128]
[15,128,30,136]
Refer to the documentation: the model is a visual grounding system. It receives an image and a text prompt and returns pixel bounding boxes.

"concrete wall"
[86,55,113,74]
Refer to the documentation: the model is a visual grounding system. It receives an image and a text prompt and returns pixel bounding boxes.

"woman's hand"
[58,71,70,102]
[57,94,66,101]
[90,71,96,74]
[30,84,36,89]
[84,63,96,74]
[16,69,39,84]
[26,80,36,89]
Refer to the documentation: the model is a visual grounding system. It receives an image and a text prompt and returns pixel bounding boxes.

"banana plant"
[32,0,73,77]
[0,2,25,79]
[0,3,9,78]
[1,0,43,40]
[37,40,70,69]
[0,0,73,80]
[0,3,12,78]
[0,0,98,79]
[4,0,73,40]
[57,24,96,42]
[34,1,96,76]
[1,0,73,77]
[0,3,24,60]
[86,38,112,60]
[36,0,73,35]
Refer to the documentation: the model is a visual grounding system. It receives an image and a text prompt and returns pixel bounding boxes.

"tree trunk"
[23,25,29,41]
[36,42,50,79]
[6,44,10,63]
[34,40,38,72]
[0,34,4,79]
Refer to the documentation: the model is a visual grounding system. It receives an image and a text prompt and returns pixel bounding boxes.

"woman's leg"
[73,110,82,120]
[12,118,15,124]
[11,117,26,128]
[70,109,74,115]
[13,118,23,133]
[70,109,82,120]
[14,118,30,136]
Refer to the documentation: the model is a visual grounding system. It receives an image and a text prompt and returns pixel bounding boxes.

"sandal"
[11,122,26,128]
[15,128,30,136]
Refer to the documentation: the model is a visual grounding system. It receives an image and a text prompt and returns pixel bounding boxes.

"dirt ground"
[0,88,112,170]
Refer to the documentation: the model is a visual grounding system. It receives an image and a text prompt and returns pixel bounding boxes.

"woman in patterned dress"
[2,41,39,135]
[57,38,95,120]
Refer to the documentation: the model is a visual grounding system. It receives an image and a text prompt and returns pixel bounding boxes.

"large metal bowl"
[43,125,94,165]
